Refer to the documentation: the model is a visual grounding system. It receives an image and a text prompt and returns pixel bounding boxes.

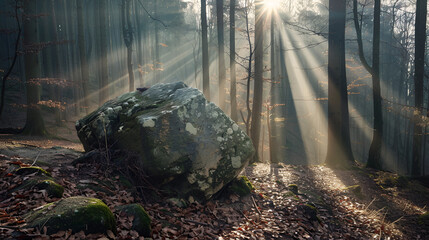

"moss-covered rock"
[298,203,318,222]
[228,176,254,197]
[25,196,115,234]
[15,166,51,177]
[115,204,151,237]
[35,179,64,198]
[288,184,298,195]
[418,212,429,225]
[12,175,64,198]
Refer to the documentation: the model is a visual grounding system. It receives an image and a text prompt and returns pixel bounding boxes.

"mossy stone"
[418,212,429,225]
[15,166,51,177]
[167,198,187,208]
[115,203,151,237]
[288,184,298,195]
[25,196,115,235]
[35,179,64,198]
[12,176,64,198]
[298,203,318,222]
[229,176,254,197]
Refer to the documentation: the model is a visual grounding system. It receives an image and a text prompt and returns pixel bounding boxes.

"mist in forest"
[0,0,428,176]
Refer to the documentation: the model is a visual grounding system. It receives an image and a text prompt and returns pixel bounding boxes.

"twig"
[0,225,20,229]
[240,210,250,221]
[31,151,42,166]
[137,0,167,28]
[391,216,403,225]
[364,197,376,211]
[184,219,210,226]
[251,195,262,215]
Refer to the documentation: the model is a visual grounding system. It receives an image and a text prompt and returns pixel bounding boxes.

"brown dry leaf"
[50,230,65,237]
[106,230,115,239]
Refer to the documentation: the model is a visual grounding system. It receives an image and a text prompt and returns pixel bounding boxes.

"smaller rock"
[228,176,254,197]
[419,212,429,225]
[115,204,151,237]
[298,203,318,222]
[15,166,51,177]
[25,196,115,234]
[167,198,187,208]
[12,175,64,198]
[35,179,64,198]
[288,184,299,195]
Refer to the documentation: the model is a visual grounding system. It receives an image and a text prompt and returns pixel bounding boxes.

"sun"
[263,0,281,10]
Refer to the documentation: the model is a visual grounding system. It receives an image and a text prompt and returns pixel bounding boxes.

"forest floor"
[0,119,429,239]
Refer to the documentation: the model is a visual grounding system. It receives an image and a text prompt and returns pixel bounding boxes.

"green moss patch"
[35,179,64,198]
[343,185,363,199]
[288,184,298,195]
[228,176,254,197]
[418,212,429,225]
[12,176,64,198]
[25,196,115,235]
[15,166,51,177]
[115,204,151,237]
[377,174,408,188]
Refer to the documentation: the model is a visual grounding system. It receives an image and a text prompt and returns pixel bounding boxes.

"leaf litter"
[0,152,428,239]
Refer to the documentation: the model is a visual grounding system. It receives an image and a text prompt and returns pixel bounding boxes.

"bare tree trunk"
[122,0,135,92]
[368,0,383,169]
[353,0,383,169]
[134,0,144,86]
[216,0,226,110]
[269,13,277,163]
[0,0,21,119]
[77,0,90,114]
[250,0,264,162]
[325,0,354,167]
[22,0,47,136]
[201,0,210,100]
[411,0,427,176]
[229,0,237,122]
[154,0,160,82]
[99,0,109,105]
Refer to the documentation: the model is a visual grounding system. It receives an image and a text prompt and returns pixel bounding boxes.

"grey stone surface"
[76,82,254,200]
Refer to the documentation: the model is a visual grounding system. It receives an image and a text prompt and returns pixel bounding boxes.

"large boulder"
[76,82,254,200]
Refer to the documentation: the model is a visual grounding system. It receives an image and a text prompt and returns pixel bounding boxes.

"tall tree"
[99,0,109,105]
[134,0,144,86]
[77,0,90,114]
[22,0,47,135]
[216,0,226,110]
[122,0,135,91]
[411,0,427,176]
[0,0,21,119]
[269,8,277,163]
[154,0,160,82]
[352,0,383,169]
[325,0,354,167]
[229,0,237,122]
[201,0,210,100]
[250,0,264,162]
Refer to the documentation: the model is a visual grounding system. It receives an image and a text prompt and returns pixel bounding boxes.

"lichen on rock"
[76,82,255,201]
